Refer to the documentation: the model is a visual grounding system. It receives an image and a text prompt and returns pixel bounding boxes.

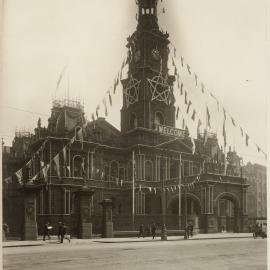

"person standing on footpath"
[151,222,156,239]
[138,224,144,238]
[58,222,63,242]
[60,223,71,243]
[43,221,51,241]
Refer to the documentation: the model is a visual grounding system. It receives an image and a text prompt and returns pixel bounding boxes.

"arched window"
[145,160,153,181]
[130,113,138,129]
[155,112,164,125]
[111,161,119,179]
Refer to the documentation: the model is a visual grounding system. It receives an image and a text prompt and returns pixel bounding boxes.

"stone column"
[100,199,113,238]
[240,187,249,232]
[19,184,40,240]
[201,184,218,233]
[75,187,94,239]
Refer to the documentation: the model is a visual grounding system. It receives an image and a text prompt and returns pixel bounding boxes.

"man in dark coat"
[58,222,63,242]
[43,222,50,241]
[60,223,71,243]
[138,224,144,238]
[151,223,156,239]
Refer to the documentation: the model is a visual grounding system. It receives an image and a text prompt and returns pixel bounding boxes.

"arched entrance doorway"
[216,193,239,233]
[167,194,201,233]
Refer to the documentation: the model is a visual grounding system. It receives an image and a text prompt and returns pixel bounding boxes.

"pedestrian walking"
[58,222,63,242]
[43,221,51,241]
[60,223,71,243]
[3,223,9,241]
[151,222,156,239]
[189,223,194,237]
[138,224,144,238]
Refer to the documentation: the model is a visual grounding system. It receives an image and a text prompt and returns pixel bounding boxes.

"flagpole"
[224,145,227,176]
[132,151,135,230]
[178,153,182,230]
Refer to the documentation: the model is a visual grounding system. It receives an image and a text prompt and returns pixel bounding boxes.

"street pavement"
[2,234,267,270]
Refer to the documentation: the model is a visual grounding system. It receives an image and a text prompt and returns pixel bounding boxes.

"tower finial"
[137,0,159,30]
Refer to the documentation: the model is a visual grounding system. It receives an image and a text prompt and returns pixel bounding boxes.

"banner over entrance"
[155,124,186,139]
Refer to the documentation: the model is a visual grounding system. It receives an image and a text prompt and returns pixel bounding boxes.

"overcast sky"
[0,0,268,165]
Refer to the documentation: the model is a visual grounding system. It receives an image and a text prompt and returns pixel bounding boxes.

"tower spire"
[137,0,159,30]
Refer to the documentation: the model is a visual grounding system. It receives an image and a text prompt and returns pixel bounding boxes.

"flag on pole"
[63,146,67,166]
[191,137,196,154]
[53,154,61,179]
[42,164,50,183]
[96,105,100,118]
[77,128,83,150]
[223,120,227,147]
[206,106,211,128]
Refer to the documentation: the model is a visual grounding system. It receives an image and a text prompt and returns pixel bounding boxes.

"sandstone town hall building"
[2,0,249,239]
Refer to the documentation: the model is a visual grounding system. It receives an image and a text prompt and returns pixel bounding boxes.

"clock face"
[151,48,160,61]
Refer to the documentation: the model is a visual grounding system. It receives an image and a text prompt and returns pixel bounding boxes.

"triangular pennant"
[181,56,184,67]
[201,83,205,94]
[184,91,188,104]
[231,117,236,127]
[108,91,112,106]
[186,101,192,114]
[176,106,180,120]
[187,64,191,75]
[180,82,183,95]
[194,73,198,86]
[245,134,249,146]
[191,110,196,121]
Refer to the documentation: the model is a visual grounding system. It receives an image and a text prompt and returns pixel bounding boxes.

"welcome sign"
[155,124,186,139]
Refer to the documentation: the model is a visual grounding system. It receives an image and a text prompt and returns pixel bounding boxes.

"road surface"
[3,238,267,270]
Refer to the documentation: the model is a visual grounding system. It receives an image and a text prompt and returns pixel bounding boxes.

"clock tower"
[121,0,175,139]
